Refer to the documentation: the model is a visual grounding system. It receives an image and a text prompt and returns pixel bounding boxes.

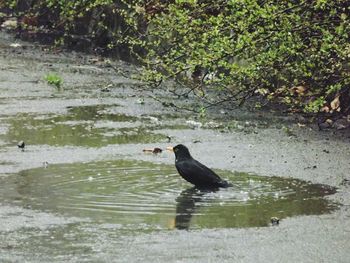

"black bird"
[17,141,25,151]
[169,144,232,188]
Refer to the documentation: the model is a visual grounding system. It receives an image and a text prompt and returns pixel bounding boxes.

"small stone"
[333,118,349,130]
[270,217,280,226]
[43,161,49,168]
[148,116,160,124]
[136,98,145,105]
[17,141,25,151]
[318,119,333,130]
[186,120,202,129]
[100,87,111,92]
[341,179,350,186]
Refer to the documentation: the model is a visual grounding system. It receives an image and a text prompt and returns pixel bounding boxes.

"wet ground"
[0,31,350,262]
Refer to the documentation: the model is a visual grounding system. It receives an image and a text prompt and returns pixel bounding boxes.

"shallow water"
[0,159,337,231]
[0,105,167,147]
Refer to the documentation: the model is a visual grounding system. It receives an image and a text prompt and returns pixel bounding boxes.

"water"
[0,104,281,149]
[1,105,167,147]
[0,159,337,231]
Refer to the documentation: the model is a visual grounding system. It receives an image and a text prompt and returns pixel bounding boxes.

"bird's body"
[172,144,232,188]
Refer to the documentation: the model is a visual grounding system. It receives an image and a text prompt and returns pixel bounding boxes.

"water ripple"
[0,159,338,229]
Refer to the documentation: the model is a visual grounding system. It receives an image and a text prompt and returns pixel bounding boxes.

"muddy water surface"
[0,159,337,231]
[0,105,170,147]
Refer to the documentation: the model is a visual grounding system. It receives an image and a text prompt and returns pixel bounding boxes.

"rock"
[1,19,17,30]
[341,178,350,186]
[147,116,160,124]
[333,118,349,130]
[17,141,25,151]
[318,118,333,130]
[186,120,202,129]
[270,217,280,226]
[100,84,112,92]
[136,98,145,105]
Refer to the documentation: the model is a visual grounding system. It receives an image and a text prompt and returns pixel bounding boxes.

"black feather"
[172,144,232,188]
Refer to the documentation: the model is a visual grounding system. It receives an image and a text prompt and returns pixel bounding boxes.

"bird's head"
[167,144,192,160]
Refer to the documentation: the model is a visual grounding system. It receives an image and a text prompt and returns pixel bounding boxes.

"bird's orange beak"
[166,146,174,152]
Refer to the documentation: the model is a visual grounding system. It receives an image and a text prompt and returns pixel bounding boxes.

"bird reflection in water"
[174,187,217,230]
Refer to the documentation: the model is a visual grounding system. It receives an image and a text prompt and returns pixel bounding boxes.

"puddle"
[0,160,337,231]
[0,105,167,147]
[65,104,136,122]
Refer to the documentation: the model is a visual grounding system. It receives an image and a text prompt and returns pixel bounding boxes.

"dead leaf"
[143,147,162,154]
[295,86,306,95]
[320,106,330,113]
[290,86,306,96]
[330,95,340,111]
[325,119,333,124]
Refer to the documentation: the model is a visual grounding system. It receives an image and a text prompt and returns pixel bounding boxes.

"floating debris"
[148,116,160,124]
[136,98,145,105]
[101,84,112,92]
[143,147,163,154]
[186,120,202,129]
[10,43,22,48]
